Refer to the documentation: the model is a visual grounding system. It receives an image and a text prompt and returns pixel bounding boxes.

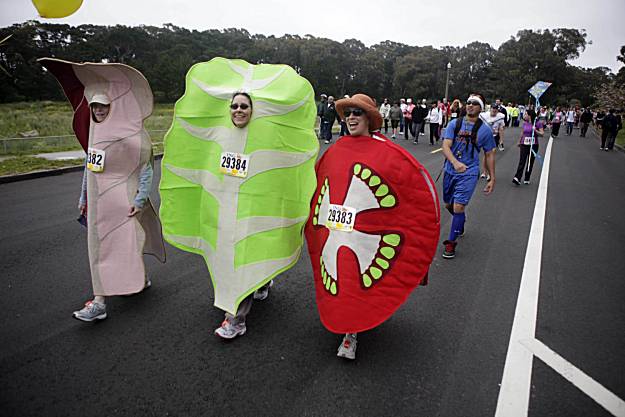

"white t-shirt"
[480,112,505,135]
[566,110,575,122]
[428,108,442,124]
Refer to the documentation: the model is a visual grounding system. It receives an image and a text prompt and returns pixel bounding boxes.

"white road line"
[521,338,625,417]
[495,136,554,416]
[430,148,443,154]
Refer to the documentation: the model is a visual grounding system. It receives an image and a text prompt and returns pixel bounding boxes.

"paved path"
[34,150,85,160]
[0,125,623,417]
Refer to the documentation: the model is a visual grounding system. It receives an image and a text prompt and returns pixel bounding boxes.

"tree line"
[1,21,623,107]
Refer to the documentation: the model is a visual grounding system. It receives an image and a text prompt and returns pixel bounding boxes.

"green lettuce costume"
[159,58,318,315]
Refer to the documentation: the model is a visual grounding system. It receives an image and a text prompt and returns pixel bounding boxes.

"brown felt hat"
[335,93,383,132]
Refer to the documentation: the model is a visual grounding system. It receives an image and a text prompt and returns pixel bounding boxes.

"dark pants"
[320,120,334,141]
[601,129,609,148]
[605,131,617,150]
[566,122,574,135]
[580,122,589,137]
[383,119,389,133]
[412,122,422,142]
[404,119,412,139]
[429,123,440,144]
[551,122,561,137]
[515,143,539,181]
[339,121,349,136]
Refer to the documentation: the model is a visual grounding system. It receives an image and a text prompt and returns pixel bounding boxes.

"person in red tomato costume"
[305,94,440,360]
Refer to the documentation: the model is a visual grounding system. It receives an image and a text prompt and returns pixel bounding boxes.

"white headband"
[467,95,484,109]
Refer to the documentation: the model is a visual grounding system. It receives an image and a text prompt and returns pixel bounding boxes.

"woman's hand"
[128,205,143,217]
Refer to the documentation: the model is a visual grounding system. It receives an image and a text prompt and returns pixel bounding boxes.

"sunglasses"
[230,103,250,110]
[466,100,481,106]
[343,108,365,118]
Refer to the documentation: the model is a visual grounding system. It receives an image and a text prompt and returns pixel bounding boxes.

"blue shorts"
[443,172,478,206]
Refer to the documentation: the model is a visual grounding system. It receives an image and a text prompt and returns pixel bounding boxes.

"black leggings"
[429,123,440,144]
[515,143,539,181]
[551,122,561,137]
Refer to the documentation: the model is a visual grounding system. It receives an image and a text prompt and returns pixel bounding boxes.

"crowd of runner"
[43,56,622,363]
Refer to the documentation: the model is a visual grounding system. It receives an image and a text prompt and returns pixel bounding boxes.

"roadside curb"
[0,153,164,184]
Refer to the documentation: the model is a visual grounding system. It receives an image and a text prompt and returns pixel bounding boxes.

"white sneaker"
[324,140,330,144]
[337,333,358,360]
[215,319,246,339]
[480,173,487,179]
[253,280,273,301]
[523,180,530,185]
[73,301,107,322]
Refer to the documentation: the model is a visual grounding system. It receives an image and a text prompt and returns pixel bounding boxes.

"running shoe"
[413,140,418,144]
[442,240,457,259]
[337,333,357,360]
[253,280,274,301]
[324,140,331,144]
[499,144,505,151]
[512,177,521,185]
[523,180,530,185]
[486,175,491,181]
[215,319,246,339]
[73,300,107,322]
[480,173,487,179]
[392,134,396,139]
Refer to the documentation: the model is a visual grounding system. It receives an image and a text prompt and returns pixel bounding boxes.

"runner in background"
[512,112,544,186]
[441,93,496,259]
[379,98,391,135]
[565,107,576,136]
[403,98,414,141]
[479,103,505,180]
[550,106,564,137]
[427,102,442,145]
[399,98,407,136]
[580,107,592,137]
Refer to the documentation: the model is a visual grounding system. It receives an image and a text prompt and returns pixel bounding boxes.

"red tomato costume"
[305,133,440,333]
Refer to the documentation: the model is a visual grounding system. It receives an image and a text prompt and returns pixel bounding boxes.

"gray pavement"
[0,124,623,417]
[34,150,85,160]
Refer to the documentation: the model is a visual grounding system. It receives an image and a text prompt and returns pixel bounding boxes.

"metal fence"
[0,130,168,156]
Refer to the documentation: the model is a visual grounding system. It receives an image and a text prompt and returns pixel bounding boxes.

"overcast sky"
[2,0,624,72]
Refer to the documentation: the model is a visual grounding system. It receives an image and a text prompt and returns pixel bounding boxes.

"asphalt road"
[1,124,623,417]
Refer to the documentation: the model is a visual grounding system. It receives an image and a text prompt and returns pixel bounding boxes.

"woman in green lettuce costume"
[159,58,318,339]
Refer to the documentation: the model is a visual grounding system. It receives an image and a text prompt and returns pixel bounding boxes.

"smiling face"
[344,107,369,137]
[465,100,482,117]
[91,103,110,123]
[230,93,253,128]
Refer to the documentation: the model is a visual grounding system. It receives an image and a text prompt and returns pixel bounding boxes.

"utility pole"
[445,62,451,101]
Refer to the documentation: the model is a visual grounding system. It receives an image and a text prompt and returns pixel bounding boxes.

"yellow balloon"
[32,0,84,18]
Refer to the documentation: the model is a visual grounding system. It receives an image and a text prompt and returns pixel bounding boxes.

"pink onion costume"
[40,58,166,295]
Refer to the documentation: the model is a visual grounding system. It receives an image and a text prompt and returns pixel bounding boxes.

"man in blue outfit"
[441,93,496,259]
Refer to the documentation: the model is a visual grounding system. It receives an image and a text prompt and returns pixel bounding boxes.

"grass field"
[0,156,85,176]
[0,102,174,155]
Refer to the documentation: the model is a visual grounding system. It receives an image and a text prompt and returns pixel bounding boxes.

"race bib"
[523,136,534,145]
[325,204,356,232]
[219,152,249,178]
[451,112,457,118]
[86,148,105,172]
